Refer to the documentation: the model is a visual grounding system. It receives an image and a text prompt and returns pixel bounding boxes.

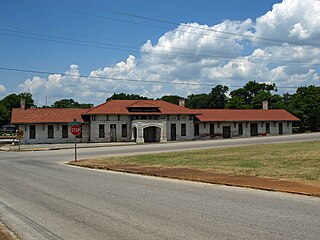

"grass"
[73,141,320,183]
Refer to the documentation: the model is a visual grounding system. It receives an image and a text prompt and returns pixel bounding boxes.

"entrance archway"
[143,126,161,142]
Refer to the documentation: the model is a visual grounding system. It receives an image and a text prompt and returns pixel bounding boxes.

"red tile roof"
[11,108,89,124]
[85,100,199,115]
[195,109,300,122]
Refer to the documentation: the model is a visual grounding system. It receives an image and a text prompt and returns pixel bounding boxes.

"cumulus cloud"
[0,84,6,93]
[18,0,320,105]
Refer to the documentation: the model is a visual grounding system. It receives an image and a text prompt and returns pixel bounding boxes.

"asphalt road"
[0,133,320,240]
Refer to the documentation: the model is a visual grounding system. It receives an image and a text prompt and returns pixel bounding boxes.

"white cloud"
[0,84,6,93]
[18,0,320,105]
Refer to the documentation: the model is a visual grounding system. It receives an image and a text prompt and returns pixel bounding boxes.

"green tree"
[52,99,93,108]
[159,95,183,105]
[106,93,151,101]
[186,93,211,108]
[0,92,35,125]
[209,85,229,108]
[290,86,320,131]
[226,81,277,109]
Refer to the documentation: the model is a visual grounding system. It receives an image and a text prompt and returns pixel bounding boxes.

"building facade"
[11,100,299,144]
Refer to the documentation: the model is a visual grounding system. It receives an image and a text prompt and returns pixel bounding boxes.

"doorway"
[250,123,258,136]
[143,127,161,142]
[223,126,231,138]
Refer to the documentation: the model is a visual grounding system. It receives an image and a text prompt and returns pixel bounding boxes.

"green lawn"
[73,141,320,182]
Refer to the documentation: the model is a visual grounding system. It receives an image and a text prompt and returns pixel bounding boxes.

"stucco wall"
[90,115,131,142]
[197,121,292,138]
[166,115,194,141]
[18,123,90,144]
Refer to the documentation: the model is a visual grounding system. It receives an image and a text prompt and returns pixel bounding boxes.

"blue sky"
[1,0,319,106]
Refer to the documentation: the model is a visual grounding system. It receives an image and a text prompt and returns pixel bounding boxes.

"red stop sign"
[70,125,81,136]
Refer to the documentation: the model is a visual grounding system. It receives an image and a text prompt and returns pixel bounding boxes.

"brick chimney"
[263,100,268,110]
[179,99,185,107]
[20,98,26,109]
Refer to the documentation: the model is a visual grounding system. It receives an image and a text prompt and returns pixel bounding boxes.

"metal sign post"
[70,119,81,162]
[16,130,24,151]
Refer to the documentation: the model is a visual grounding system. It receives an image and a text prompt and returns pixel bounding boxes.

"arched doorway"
[132,126,137,141]
[143,126,161,142]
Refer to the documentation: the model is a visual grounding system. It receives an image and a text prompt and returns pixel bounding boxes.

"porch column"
[136,122,144,143]
[160,122,167,142]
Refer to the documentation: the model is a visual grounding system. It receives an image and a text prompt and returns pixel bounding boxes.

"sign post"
[16,130,24,151]
[70,119,81,162]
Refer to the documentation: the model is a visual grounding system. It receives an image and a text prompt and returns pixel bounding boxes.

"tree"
[226,81,277,109]
[186,93,211,109]
[209,85,229,109]
[159,95,183,105]
[289,86,320,131]
[106,93,151,102]
[0,92,35,125]
[52,99,93,108]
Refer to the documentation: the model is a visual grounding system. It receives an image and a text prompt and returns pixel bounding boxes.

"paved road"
[0,134,320,239]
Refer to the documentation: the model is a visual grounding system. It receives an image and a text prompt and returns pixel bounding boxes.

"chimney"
[179,99,185,107]
[20,98,26,109]
[263,100,268,110]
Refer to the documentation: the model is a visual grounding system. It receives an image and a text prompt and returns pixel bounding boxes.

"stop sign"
[70,125,81,136]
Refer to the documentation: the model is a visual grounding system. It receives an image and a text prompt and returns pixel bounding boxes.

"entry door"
[171,124,176,141]
[279,122,283,135]
[110,124,117,142]
[222,126,231,138]
[250,123,258,136]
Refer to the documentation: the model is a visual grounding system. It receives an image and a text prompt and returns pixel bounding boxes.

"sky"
[0,0,319,106]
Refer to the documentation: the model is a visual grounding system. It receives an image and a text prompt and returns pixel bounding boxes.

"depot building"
[11,99,299,144]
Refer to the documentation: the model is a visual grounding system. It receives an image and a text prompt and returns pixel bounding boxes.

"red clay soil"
[70,162,320,197]
[0,223,17,240]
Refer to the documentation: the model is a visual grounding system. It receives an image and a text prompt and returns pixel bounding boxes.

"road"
[0,133,320,239]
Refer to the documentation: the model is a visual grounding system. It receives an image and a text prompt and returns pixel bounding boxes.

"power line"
[0,28,318,65]
[55,0,320,48]
[0,66,303,89]
[18,0,320,49]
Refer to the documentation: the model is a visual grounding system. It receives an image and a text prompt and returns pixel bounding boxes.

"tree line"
[1,81,320,131]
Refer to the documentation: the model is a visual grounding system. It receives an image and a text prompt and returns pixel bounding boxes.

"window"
[266,123,270,134]
[99,124,105,138]
[48,125,54,139]
[122,124,127,138]
[181,123,186,136]
[194,124,199,136]
[274,122,276,127]
[287,122,290,127]
[261,122,264,127]
[92,115,96,121]
[210,123,214,135]
[118,115,120,121]
[178,115,180,120]
[62,125,68,138]
[189,115,193,121]
[218,123,220,128]
[29,125,36,139]
[239,123,243,135]
[234,123,236,128]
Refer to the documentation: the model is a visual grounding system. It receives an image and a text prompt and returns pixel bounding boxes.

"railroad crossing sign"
[16,130,24,139]
[70,125,81,136]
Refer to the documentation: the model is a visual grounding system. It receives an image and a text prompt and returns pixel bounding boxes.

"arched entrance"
[132,126,137,142]
[143,126,161,142]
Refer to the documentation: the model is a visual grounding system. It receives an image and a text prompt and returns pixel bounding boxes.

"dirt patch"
[0,223,18,240]
[70,162,320,197]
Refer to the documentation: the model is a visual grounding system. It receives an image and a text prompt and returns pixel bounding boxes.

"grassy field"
[75,141,320,182]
